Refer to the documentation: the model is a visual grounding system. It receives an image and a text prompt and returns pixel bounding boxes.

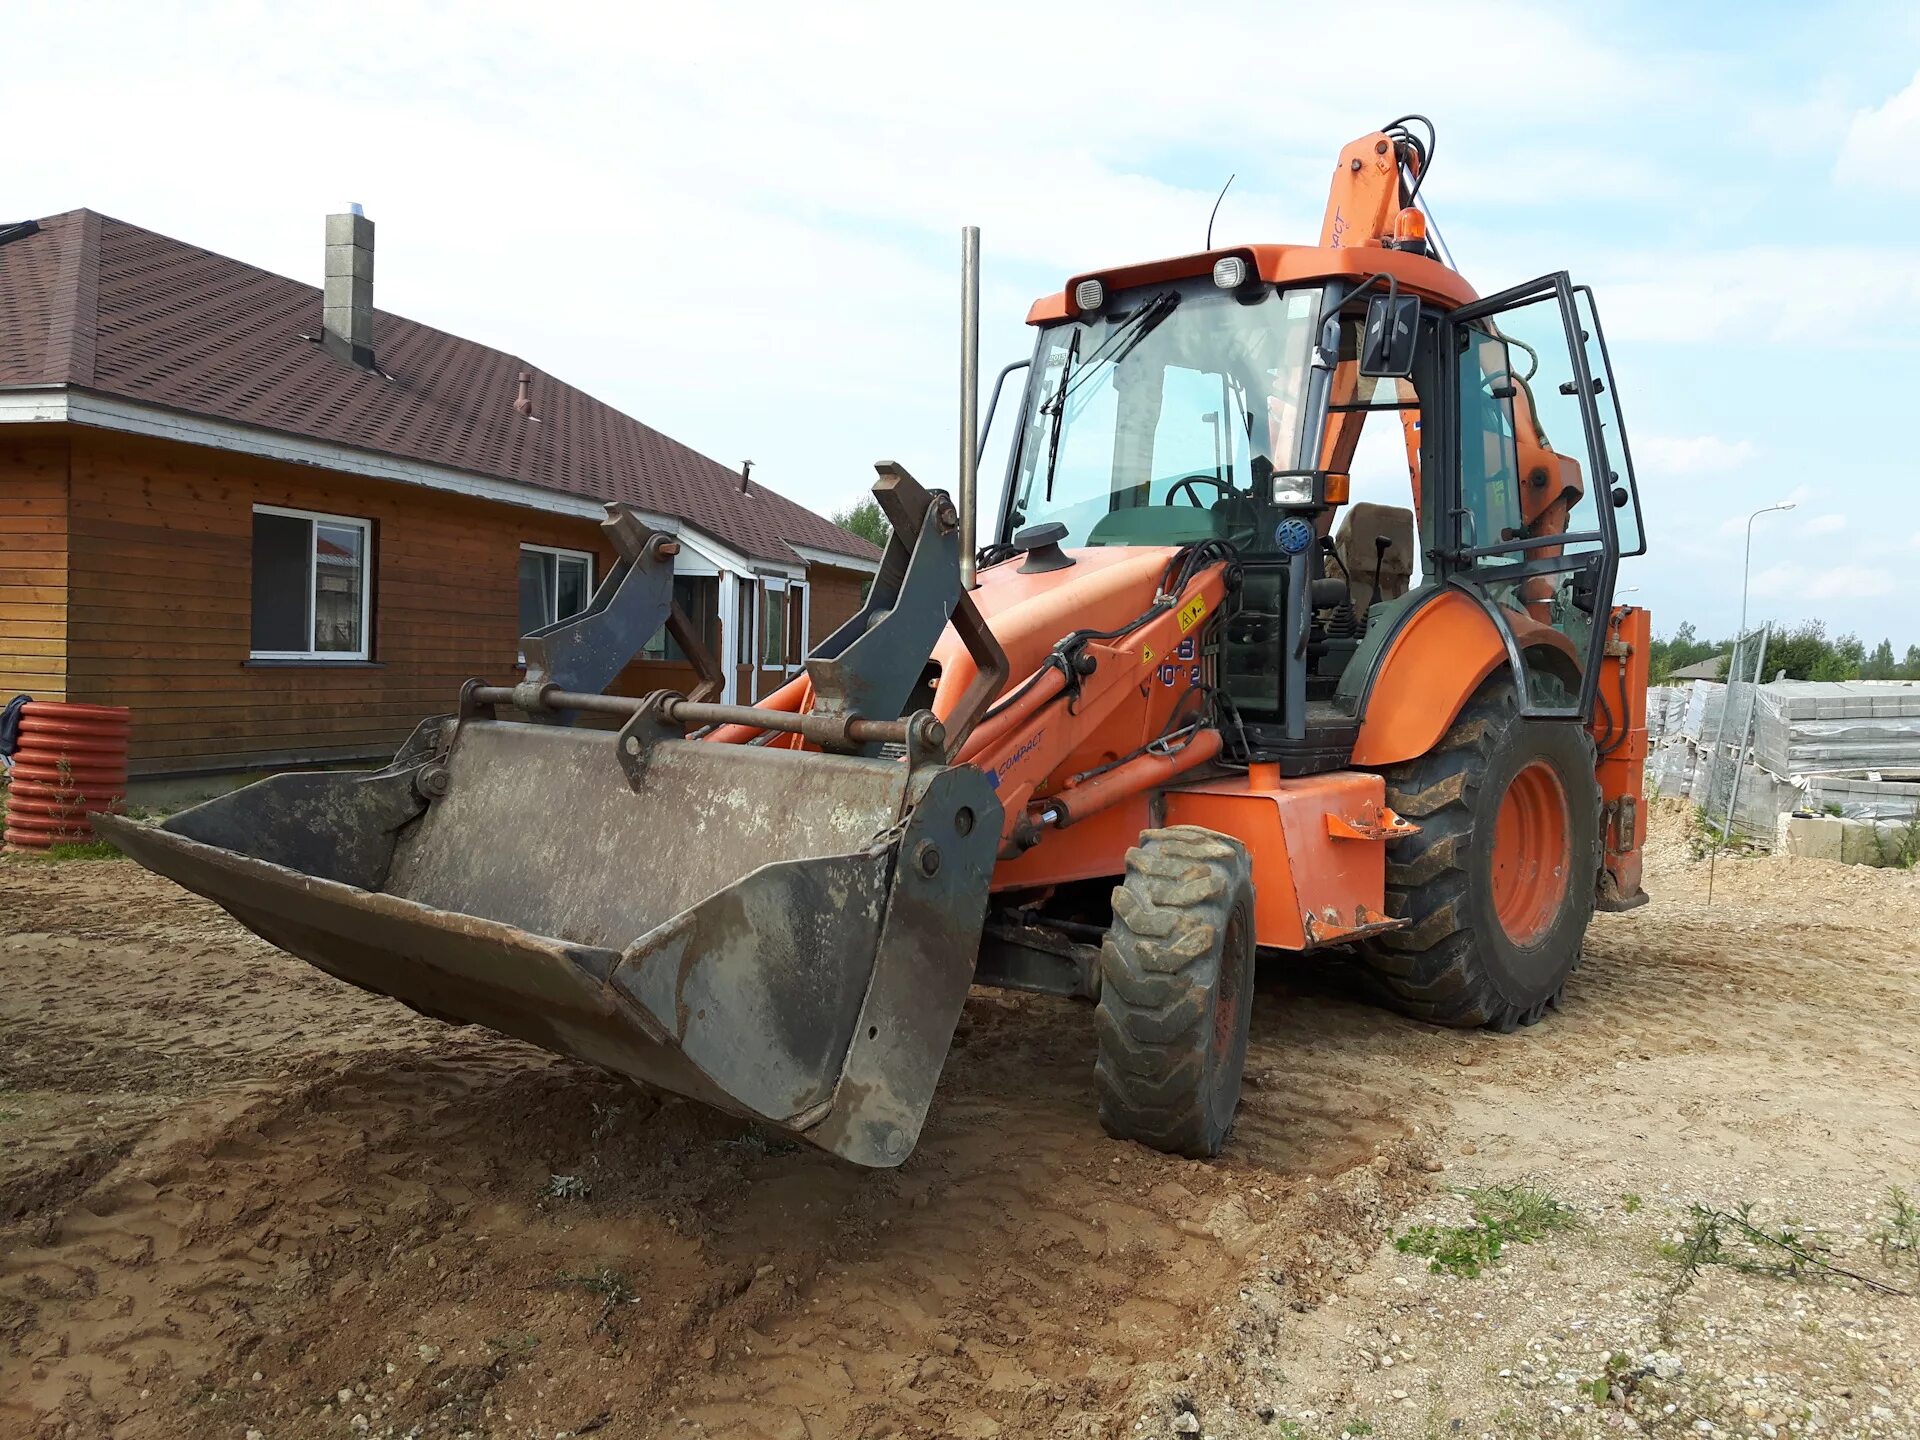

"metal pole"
[959,225,981,589]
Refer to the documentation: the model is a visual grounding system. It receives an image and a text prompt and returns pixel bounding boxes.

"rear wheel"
[1094,826,1256,1157]
[1360,675,1601,1030]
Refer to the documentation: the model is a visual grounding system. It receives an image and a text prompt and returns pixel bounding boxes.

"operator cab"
[995,252,1645,774]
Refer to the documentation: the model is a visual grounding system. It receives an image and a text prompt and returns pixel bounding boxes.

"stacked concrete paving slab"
[1646,677,1920,848]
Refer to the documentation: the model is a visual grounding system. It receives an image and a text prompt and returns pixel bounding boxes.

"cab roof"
[1026,242,1479,325]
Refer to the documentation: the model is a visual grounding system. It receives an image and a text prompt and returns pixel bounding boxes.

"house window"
[736,581,756,669]
[250,505,372,660]
[786,581,808,668]
[642,575,720,662]
[519,544,594,637]
[761,584,787,668]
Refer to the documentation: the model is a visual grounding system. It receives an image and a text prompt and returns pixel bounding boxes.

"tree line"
[1652,621,1920,684]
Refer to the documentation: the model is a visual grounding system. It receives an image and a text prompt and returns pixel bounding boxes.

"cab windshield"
[1007,280,1323,551]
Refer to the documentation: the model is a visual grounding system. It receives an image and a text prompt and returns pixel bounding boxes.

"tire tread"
[1096,826,1253,1157]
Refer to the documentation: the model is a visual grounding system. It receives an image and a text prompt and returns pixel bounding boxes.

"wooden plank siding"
[808,565,867,641]
[0,431,71,702]
[63,430,646,774]
[52,429,867,776]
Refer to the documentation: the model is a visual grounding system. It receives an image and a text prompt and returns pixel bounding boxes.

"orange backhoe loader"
[101,117,1650,1164]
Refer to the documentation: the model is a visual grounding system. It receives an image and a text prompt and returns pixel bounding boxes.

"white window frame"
[250,503,374,661]
[518,543,596,626]
[759,576,789,673]
[517,542,595,664]
[735,576,757,670]
[785,579,809,675]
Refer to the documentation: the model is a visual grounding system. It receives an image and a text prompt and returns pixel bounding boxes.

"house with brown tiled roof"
[0,207,879,778]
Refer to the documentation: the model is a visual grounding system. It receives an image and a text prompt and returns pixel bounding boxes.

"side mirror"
[1359,293,1419,378]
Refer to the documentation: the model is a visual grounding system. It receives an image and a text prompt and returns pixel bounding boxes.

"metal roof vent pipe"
[323,202,376,369]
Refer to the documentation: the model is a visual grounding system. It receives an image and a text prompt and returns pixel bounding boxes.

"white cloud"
[1836,69,1920,192]
[0,0,1722,525]
[1748,83,1858,160]
[1714,498,1809,538]
[1804,513,1848,536]
[1752,563,1895,602]
[1812,566,1896,600]
[1584,245,1920,347]
[5,0,1917,653]
[1635,434,1758,474]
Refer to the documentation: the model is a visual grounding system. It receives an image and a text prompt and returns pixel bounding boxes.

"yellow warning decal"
[1141,644,1156,665]
[1177,595,1208,633]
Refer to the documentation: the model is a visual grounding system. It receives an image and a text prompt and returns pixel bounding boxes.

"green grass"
[1876,1186,1920,1267]
[1576,1351,1636,1405]
[1659,1202,1837,1283]
[20,839,123,862]
[1871,817,1920,869]
[553,1266,636,1335]
[1394,1183,1580,1278]
[1659,1200,1908,1326]
[1621,1192,1644,1214]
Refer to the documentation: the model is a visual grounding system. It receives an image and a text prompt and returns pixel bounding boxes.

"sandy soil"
[3,804,1917,1440]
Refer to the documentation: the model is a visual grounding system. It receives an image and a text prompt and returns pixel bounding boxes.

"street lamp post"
[1737,501,1796,644]
[1706,500,1796,906]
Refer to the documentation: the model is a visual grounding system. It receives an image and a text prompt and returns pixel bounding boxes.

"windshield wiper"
[1038,290,1180,502]
[1043,290,1182,419]
[1042,329,1079,502]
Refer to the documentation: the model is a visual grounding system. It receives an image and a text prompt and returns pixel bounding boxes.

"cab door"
[1440,272,1629,719]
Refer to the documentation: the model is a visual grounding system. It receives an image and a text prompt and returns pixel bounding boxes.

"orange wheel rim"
[1491,760,1570,945]
[1212,903,1247,1058]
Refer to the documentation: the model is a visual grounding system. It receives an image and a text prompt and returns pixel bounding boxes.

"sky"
[10,0,1920,647]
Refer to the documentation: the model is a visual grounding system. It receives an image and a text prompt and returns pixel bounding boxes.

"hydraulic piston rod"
[467,685,940,752]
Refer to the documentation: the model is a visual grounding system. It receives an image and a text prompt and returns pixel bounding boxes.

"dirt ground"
[3,804,1917,1440]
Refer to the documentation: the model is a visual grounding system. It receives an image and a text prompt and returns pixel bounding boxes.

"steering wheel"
[1163,472,1261,551]
[1167,473,1235,508]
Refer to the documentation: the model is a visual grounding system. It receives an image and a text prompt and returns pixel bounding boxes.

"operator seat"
[1334,502,1415,612]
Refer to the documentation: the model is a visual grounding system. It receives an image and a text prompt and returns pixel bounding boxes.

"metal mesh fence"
[1699,624,1776,845]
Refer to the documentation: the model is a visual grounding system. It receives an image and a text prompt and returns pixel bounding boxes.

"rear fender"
[1349,589,1508,767]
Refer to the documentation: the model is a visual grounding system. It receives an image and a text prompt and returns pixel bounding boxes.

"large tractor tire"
[1094,826,1257,1157]
[1361,675,1601,1031]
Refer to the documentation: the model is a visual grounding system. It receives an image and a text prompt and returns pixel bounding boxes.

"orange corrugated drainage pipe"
[3,702,133,850]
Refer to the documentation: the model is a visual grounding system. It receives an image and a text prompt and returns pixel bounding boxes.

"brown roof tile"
[0,210,877,567]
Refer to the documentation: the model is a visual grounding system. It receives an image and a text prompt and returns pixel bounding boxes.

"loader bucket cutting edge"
[94,718,1003,1168]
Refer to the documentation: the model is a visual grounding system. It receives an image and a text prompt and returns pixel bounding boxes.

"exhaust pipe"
[959,225,980,589]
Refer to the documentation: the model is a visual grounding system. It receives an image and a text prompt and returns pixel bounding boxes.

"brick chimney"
[323,204,375,369]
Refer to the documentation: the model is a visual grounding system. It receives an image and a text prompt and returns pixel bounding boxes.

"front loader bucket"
[96,716,1001,1167]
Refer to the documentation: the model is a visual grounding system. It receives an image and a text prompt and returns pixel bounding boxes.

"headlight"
[1073,278,1104,312]
[1272,471,1316,505]
[1212,256,1247,289]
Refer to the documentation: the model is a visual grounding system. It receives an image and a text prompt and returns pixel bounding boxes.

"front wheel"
[1359,675,1601,1030]
[1094,826,1257,1157]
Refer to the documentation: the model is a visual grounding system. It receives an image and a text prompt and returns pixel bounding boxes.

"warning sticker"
[1141,644,1156,665]
[1177,595,1208,633]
